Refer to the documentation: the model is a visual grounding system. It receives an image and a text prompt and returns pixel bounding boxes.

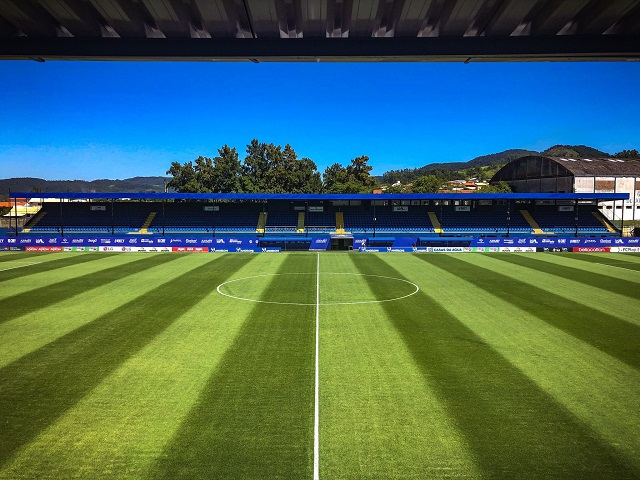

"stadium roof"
[546,156,640,176]
[1,0,639,62]
[493,155,640,178]
[8,192,629,201]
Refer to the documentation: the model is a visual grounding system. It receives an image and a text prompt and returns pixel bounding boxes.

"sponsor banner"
[63,246,93,252]
[610,246,640,253]
[430,247,466,253]
[558,206,575,212]
[454,206,471,212]
[392,237,418,248]
[359,247,386,252]
[572,247,610,252]
[309,238,330,251]
[308,206,324,212]
[25,246,62,252]
[499,247,537,253]
[393,206,409,212]
[261,247,281,253]
[472,237,638,248]
[171,247,208,252]
[90,205,107,211]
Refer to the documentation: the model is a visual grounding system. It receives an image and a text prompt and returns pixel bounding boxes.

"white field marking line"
[314,253,320,480]
[216,272,420,306]
[0,262,41,272]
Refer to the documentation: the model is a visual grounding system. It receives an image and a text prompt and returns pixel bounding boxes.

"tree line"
[166,139,514,195]
[166,140,376,194]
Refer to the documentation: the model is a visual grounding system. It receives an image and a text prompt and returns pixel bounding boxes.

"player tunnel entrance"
[330,236,353,251]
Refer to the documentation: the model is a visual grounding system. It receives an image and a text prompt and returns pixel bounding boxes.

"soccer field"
[1,251,639,479]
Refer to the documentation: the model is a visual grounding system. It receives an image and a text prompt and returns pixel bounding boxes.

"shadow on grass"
[350,254,636,479]
[491,253,640,299]
[0,254,182,324]
[0,253,111,284]
[0,254,254,469]
[419,254,640,371]
[152,254,316,480]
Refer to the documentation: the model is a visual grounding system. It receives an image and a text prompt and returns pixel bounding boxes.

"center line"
[314,253,320,480]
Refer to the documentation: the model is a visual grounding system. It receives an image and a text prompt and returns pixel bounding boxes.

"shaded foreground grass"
[0,253,181,324]
[0,253,110,283]
[351,254,637,479]
[419,254,640,370]
[0,254,252,468]
[152,254,316,479]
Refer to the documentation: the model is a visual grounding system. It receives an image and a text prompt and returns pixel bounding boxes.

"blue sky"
[0,60,639,180]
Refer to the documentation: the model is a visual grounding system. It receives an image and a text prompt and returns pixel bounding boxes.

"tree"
[166,161,199,192]
[477,181,512,193]
[213,145,243,192]
[322,163,349,193]
[411,175,442,193]
[614,149,639,158]
[346,155,376,192]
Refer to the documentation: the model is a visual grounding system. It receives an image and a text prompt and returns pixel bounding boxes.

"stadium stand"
[20,194,622,239]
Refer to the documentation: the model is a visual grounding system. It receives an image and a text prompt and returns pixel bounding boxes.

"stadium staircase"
[22,208,45,233]
[428,212,443,234]
[256,212,267,233]
[137,212,156,234]
[297,212,305,233]
[592,210,618,233]
[519,209,546,235]
[334,212,346,234]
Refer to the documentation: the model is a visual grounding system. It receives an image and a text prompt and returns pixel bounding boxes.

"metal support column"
[60,197,64,237]
[574,199,579,237]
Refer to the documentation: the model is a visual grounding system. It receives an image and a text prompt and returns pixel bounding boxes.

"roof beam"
[1,34,638,61]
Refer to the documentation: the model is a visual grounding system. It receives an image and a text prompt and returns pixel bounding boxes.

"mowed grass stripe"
[319,254,478,479]
[0,253,143,301]
[492,253,640,299]
[571,253,640,272]
[0,254,210,370]
[389,254,640,473]
[0,254,253,469]
[0,253,111,283]
[153,254,316,480]
[467,254,640,326]
[0,252,52,263]
[0,254,182,324]
[518,253,640,286]
[351,254,636,479]
[419,254,640,370]
[0,254,276,480]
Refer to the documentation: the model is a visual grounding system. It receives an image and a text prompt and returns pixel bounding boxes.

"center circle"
[216,273,419,306]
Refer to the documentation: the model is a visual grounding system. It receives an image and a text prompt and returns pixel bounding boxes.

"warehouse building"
[490,156,640,221]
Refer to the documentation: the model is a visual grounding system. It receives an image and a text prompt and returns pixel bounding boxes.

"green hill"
[380,145,613,185]
[0,176,168,198]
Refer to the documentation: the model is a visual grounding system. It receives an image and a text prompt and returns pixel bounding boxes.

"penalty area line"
[314,253,320,480]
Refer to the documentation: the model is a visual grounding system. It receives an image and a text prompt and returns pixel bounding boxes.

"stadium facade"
[491,156,640,221]
[3,191,636,253]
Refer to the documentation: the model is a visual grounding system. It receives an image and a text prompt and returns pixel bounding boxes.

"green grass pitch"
[1,251,640,479]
